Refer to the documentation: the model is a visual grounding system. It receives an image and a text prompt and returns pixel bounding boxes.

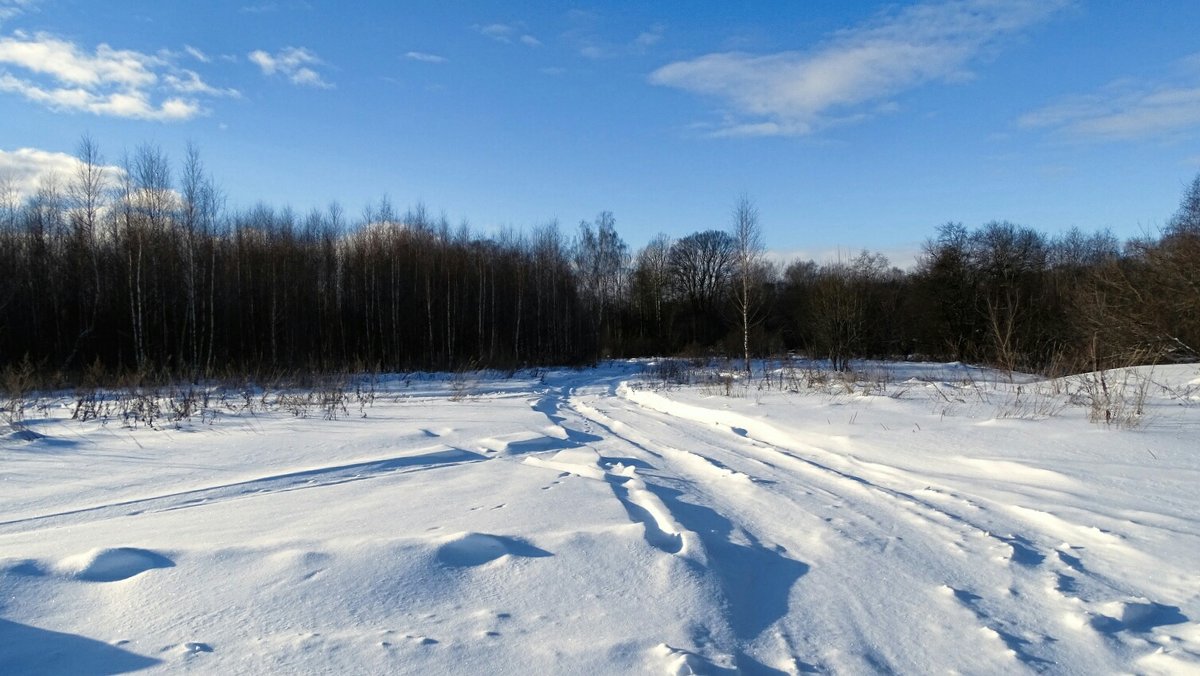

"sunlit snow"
[2,361,1198,674]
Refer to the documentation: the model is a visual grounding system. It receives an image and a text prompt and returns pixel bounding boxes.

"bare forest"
[2,137,1199,387]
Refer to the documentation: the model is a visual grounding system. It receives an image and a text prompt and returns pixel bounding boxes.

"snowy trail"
[558,374,1024,673]
[535,365,1199,673]
[2,362,1198,674]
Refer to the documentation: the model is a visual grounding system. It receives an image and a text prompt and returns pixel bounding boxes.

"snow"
[1,361,1198,674]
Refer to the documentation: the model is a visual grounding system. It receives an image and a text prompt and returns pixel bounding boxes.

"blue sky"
[2,0,1200,265]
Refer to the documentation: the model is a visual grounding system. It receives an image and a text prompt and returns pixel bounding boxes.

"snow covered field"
[2,361,1199,674]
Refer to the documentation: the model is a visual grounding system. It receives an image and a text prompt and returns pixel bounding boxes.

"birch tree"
[731,195,764,373]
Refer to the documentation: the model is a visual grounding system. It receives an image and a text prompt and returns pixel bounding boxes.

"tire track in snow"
[605,379,1200,673]
[617,383,1117,580]
[528,373,816,674]
[521,451,686,556]
[0,447,486,535]
[590,379,1145,672]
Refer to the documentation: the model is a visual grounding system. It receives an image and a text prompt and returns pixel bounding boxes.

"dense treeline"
[0,139,591,382]
[1,136,1198,384]
[618,212,1198,373]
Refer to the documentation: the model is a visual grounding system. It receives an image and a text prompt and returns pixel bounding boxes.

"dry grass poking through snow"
[643,357,1199,430]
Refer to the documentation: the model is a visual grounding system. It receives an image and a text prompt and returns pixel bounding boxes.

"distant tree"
[1169,172,1200,235]
[969,221,1048,373]
[0,171,18,231]
[1049,226,1119,270]
[574,212,628,356]
[1079,174,1200,363]
[668,230,735,348]
[61,135,109,371]
[809,251,892,371]
[179,142,222,378]
[914,222,975,360]
[731,195,765,373]
[630,233,672,349]
[779,259,817,351]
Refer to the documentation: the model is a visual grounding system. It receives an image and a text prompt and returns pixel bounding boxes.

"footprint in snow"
[181,642,213,655]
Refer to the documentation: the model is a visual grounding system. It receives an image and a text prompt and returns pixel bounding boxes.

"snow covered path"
[2,362,1198,674]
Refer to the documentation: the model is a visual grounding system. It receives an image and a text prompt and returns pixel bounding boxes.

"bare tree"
[61,135,109,370]
[970,221,1048,371]
[731,194,765,373]
[574,212,628,356]
[632,233,672,343]
[1171,172,1200,235]
[70,135,107,240]
[180,142,222,378]
[808,251,892,371]
[914,222,975,359]
[669,230,735,347]
[1080,177,1200,364]
[0,171,18,231]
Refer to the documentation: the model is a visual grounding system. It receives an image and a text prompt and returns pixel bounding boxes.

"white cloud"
[249,46,332,88]
[571,20,665,60]
[0,30,230,121]
[164,69,239,97]
[0,0,37,23]
[650,0,1070,137]
[248,50,274,71]
[634,27,664,49]
[184,45,210,63]
[476,23,515,43]
[1019,59,1200,141]
[239,2,278,13]
[0,31,156,88]
[240,1,311,13]
[405,51,446,64]
[473,22,539,47]
[0,147,123,202]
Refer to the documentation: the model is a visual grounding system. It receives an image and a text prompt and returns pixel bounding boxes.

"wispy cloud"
[0,30,234,121]
[565,11,665,60]
[239,1,312,14]
[584,26,665,59]
[634,27,664,49]
[473,22,540,47]
[0,0,37,23]
[405,51,446,64]
[164,69,239,97]
[249,46,332,88]
[239,2,277,12]
[1019,56,1200,142]
[183,45,210,63]
[476,23,512,42]
[0,147,124,202]
[650,0,1070,137]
